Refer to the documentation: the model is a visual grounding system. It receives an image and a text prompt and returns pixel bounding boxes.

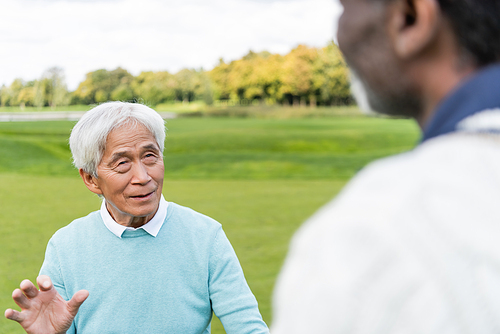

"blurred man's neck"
[408,27,477,128]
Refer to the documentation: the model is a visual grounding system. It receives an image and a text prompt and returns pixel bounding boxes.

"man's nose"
[131,162,152,184]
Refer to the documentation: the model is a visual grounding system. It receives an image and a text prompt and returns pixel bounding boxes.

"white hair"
[69,102,166,176]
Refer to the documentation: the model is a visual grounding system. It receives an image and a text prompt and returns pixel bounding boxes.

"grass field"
[0,103,359,117]
[0,105,91,113]
[0,115,419,333]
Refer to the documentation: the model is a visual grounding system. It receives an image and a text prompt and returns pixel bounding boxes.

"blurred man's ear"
[388,0,440,59]
[79,169,103,196]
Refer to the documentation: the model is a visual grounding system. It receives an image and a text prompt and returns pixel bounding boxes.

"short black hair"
[437,0,500,66]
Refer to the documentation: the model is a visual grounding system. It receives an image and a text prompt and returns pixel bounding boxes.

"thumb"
[37,275,54,291]
[67,290,89,316]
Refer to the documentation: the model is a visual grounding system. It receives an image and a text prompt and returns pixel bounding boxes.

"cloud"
[0,0,341,90]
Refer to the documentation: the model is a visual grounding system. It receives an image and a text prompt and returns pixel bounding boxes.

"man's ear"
[388,0,440,59]
[79,169,103,195]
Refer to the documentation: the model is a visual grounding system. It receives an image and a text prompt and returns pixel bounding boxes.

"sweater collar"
[422,63,500,142]
[100,195,169,238]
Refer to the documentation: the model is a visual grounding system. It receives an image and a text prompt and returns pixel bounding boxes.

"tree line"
[0,42,351,109]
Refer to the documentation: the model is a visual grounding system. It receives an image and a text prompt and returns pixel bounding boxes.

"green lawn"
[0,105,91,113]
[0,116,418,179]
[0,115,419,333]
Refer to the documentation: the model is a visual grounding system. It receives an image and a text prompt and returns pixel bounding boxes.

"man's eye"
[114,160,131,172]
[144,154,158,163]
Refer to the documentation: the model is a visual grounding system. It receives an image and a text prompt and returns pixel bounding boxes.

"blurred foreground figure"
[273,0,500,333]
[5,102,269,334]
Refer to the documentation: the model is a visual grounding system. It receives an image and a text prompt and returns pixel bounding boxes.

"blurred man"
[272,0,500,333]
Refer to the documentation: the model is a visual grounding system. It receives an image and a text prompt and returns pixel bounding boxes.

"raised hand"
[4,275,88,334]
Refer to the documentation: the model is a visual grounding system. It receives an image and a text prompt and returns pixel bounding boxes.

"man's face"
[93,123,164,225]
[337,0,421,117]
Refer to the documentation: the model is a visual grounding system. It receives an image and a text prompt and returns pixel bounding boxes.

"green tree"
[111,84,134,102]
[200,72,214,106]
[131,71,176,106]
[210,51,282,104]
[0,84,11,106]
[1,41,352,108]
[17,81,35,107]
[174,69,201,103]
[312,42,351,105]
[10,79,25,105]
[33,79,46,108]
[278,45,317,106]
[43,67,70,108]
[1,79,30,107]
[27,68,71,108]
[209,43,352,107]
[210,58,232,101]
[72,68,133,105]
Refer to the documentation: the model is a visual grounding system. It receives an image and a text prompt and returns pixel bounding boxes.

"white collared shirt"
[100,195,169,238]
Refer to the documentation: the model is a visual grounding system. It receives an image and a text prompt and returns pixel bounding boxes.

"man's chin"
[349,70,421,119]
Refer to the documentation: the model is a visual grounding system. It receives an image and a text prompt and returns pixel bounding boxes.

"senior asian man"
[5,102,269,334]
[273,0,500,333]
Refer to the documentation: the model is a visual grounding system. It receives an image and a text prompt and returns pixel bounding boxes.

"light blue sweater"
[40,202,269,333]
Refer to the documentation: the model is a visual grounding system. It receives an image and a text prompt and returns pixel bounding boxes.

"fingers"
[10,276,54,312]
[5,308,25,323]
[67,290,89,316]
[12,279,38,310]
[12,289,31,309]
[20,279,38,298]
[36,275,53,292]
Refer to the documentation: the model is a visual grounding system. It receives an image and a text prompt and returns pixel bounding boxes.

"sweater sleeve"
[39,237,77,334]
[208,227,269,333]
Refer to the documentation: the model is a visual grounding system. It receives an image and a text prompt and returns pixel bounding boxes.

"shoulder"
[290,132,500,263]
[292,132,500,250]
[160,203,227,261]
[329,132,500,212]
[49,211,103,245]
[274,135,500,333]
[164,202,222,234]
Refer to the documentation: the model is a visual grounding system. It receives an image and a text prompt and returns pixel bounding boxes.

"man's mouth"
[130,191,154,199]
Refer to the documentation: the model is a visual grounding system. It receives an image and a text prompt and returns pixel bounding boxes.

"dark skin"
[338,0,477,128]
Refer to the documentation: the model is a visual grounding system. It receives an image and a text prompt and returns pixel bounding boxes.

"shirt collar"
[100,195,169,238]
[422,63,500,142]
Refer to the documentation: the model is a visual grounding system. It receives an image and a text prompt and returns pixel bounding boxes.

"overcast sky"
[0,0,342,90]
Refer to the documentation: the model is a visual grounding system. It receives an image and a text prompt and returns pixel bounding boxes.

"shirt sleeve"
[208,227,270,334]
[39,237,77,334]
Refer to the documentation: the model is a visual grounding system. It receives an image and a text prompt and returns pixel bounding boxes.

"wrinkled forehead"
[102,122,159,154]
